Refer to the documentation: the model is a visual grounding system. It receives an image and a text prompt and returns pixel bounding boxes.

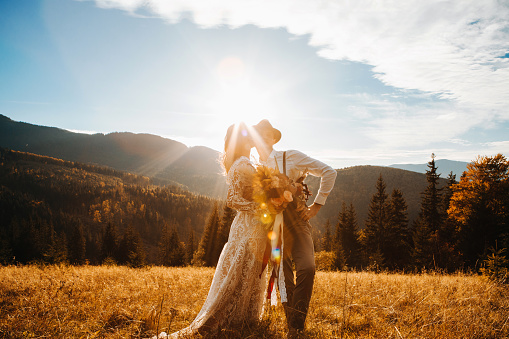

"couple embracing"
[157,120,337,338]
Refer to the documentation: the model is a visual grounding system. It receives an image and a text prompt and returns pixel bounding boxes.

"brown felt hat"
[253,119,281,144]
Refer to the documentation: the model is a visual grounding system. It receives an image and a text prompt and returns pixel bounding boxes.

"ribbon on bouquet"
[264,212,287,305]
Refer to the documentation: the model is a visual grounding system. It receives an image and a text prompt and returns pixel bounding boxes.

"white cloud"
[89,0,509,164]
[448,138,472,146]
[311,139,509,169]
[482,140,509,156]
[338,92,482,148]
[483,140,509,148]
[92,0,509,107]
[94,0,145,12]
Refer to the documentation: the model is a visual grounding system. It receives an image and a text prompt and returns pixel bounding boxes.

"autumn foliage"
[448,154,509,268]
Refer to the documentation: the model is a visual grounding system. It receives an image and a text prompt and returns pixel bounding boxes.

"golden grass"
[0,265,508,338]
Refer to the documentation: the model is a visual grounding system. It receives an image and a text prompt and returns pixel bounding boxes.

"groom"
[253,119,337,336]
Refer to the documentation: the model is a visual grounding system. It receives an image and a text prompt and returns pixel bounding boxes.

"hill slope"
[0,114,227,197]
[308,165,449,230]
[1,115,449,233]
[0,148,216,264]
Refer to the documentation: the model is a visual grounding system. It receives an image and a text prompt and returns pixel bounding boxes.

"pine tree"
[368,247,385,272]
[421,154,443,233]
[480,246,509,283]
[334,240,345,270]
[68,221,86,265]
[441,171,457,213]
[412,217,432,269]
[322,219,333,252]
[158,223,184,267]
[413,154,445,269]
[385,189,411,269]
[191,246,206,267]
[34,219,51,262]
[185,229,195,265]
[101,222,118,263]
[211,205,236,266]
[340,203,362,269]
[363,174,389,269]
[0,227,13,265]
[158,222,170,265]
[43,224,68,264]
[85,232,101,265]
[170,227,185,266]
[205,204,220,266]
[335,204,347,252]
[193,203,220,267]
[119,225,146,267]
[438,172,460,270]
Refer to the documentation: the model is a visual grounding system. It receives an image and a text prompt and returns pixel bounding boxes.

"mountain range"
[0,114,454,229]
[0,114,227,198]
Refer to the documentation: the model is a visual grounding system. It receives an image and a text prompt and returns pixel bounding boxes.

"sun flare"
[211,57,274,124]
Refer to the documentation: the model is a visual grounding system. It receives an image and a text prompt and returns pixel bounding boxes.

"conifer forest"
[1,148,508,278]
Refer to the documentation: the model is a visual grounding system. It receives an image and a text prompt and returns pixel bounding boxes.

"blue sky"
[1,0,508,168]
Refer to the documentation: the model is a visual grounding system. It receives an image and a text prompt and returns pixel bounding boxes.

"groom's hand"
[303,203,322,221]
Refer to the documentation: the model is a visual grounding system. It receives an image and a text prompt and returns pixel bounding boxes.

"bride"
[155,122,269,338]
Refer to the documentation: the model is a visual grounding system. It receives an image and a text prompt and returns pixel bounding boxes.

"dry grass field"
[1,265,508,338]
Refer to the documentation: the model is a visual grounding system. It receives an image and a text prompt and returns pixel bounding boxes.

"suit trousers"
[282,205,316,330]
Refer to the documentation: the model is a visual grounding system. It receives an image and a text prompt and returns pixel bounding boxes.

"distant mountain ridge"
[0,114,450,230]
[389,159,468,177]
[0,114,227,197]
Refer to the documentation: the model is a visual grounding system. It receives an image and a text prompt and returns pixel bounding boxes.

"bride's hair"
[221,122,251,175]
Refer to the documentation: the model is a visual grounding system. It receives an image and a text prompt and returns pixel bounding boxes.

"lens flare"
[261,213,272,224]
[272,248,281,261]
[268,231,277,240]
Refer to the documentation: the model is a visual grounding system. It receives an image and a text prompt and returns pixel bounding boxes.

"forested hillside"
[0,114,446,228]
[0,114,227,198]
[307,165,448,229]
[0,147,448,267]
[2,115,507,272]
[1,149,508,272]
[0,148,217,265]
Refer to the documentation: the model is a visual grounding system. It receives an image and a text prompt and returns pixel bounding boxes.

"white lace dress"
[161,156,268,338]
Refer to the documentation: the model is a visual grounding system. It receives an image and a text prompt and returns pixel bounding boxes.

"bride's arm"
[226,162,258,212]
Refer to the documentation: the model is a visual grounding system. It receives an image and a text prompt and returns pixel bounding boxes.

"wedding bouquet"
[252,165,308,230]
[252,165,310,303]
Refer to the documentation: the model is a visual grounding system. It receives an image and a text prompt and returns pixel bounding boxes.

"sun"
[212,83,271,123]
[211,57,274,124]
[216,57,245,82]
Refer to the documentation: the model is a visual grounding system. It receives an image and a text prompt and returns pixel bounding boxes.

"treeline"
[2,147,507,277]
[316,154,509,275]
[0,148,217,265]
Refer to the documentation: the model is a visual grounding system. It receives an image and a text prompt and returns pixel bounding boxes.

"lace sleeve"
[226,160,258,212]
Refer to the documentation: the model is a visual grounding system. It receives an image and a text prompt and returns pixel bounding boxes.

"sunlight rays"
[223,122,268,168]
[211,56,276,125]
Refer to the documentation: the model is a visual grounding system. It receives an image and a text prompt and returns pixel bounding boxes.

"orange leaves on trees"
[448,154,509,226]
